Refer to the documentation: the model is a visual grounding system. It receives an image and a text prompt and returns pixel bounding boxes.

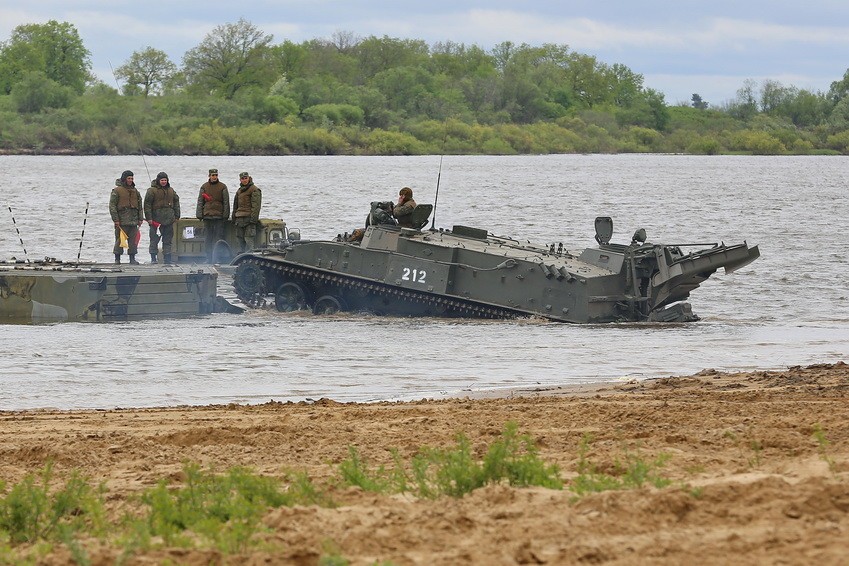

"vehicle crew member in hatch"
[196,168,230,263]
[109,170,143,264]
[144,171,181,264]
[393,187,417,228]
[232,171,262,253]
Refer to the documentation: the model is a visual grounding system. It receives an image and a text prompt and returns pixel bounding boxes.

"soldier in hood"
[144,172,181,263]
[108,170,143,264]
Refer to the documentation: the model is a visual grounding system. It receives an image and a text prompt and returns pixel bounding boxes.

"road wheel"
[275,282,311,312]
[233,262,266,306]
[313,294,346,315]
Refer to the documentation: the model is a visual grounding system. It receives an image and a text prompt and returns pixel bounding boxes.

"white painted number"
[402,267,427,283]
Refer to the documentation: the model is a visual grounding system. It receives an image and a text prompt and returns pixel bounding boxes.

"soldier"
[196,168,230,263]
[109,170,143,264]
[366,201,397,227]
[393,187,417,228]
[144,172,181,264]
[231,171,262,253]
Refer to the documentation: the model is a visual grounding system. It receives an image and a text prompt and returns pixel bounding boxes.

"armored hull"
[231,217,759,323]
[0,260,221,323]
[170,218,290,264]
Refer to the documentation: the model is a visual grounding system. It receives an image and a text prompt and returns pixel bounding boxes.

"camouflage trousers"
[149,222,174,256]
[113,224,140,255]
[234,218,257,253]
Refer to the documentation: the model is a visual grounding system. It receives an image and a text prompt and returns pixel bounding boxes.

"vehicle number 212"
[402,267,426,283]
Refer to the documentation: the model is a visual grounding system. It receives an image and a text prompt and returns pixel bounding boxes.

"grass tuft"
[569,433,672,497]
[136,462,326,553]
[0,462,105,546]
[339,421,562,498]
[812,424,837,475]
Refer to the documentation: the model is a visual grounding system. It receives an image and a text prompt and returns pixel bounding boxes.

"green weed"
[569,433,672,497]
[748,440,763,468]
[138,462,327,553]
[723,429,765,469]
[812,424,837,475]
[339,421,563,498]
[0,462,105,546]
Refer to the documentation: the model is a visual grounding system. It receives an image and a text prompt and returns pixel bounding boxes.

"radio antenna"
[428,131,449,231]
[429,151,446,231]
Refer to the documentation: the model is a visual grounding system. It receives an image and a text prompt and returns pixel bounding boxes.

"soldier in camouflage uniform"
[109,170,143,264]
[231,172,262,253]
[144,172,181,264]
[366,201,397,227]
[196,168,230,263]
[393,187,417,228]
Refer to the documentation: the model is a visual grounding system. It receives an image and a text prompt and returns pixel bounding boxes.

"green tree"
[270,40,309,81]
[827,68,849,104]
[779,89,828,127]
[182,18,274,99]
[691,93,709,109]
[0,20,91,94]
[298,38,358,83]
[354,35,429,81]
[760,79,793,114]
[430,41,496,79]
[617,88,670,131]
[10,71,74,112]
[563,52,612,108]
[725,79,759,121]
[0,39,42,95]
[607,63,644,107]
[115,47,177,96]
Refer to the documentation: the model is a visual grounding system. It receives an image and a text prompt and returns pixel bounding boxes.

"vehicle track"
[233,256,523,319]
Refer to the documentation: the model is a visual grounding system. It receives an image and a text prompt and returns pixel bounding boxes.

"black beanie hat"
[156,171,168,182]
[121,170,134,182]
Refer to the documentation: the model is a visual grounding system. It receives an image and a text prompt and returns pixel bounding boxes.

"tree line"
[1,18,849,156]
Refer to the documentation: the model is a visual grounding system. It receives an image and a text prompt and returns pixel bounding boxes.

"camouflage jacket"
[109,182,143,225]
[196,180,230,220]
[144,184,181,225]
[393,199,417,227]
[232,183,261,222]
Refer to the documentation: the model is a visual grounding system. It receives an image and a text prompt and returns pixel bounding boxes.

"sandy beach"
[1,362,847,564]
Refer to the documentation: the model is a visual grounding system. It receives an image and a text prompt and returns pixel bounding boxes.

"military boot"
[150,253,158,264]
[129,254,139,265]
[114,253,121,264]
[164,253,173,264]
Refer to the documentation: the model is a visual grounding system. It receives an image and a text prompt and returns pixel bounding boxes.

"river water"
[0,154,847,410]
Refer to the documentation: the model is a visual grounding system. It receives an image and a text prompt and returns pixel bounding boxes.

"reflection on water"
[0,154,847,409]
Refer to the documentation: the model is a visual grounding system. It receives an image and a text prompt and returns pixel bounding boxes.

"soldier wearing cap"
[144,172,181,264]
[196,168,230,263]
[109,170,143,264]
[232,171,262,253]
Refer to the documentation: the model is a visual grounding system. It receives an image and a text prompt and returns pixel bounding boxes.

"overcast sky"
[2,1,848,107]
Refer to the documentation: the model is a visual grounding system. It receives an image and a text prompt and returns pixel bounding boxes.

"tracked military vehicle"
[231,206,759,323]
